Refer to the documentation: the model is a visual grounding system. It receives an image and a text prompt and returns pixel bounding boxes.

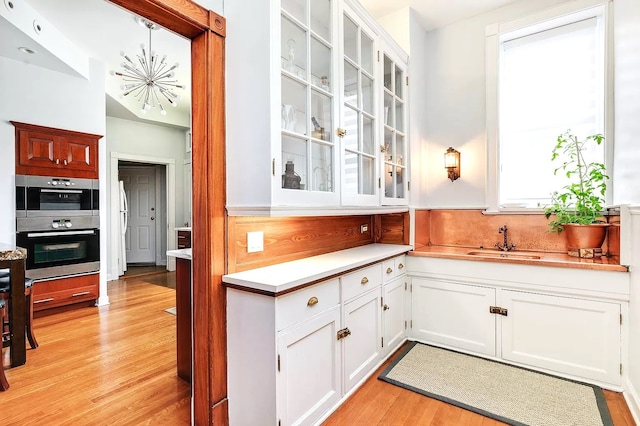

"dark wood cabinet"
[32,273,99,312]
[12,121,101,179]
[177,230,192,249]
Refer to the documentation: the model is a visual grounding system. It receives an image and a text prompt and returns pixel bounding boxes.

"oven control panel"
[47,179,76,187]
[52,219,73,229]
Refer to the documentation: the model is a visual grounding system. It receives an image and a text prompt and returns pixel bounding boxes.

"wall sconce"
[444,147,461,182]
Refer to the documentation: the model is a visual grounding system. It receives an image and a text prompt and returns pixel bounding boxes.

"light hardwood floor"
[2,273,635,425]
[324,343,637,426]
[1,273,190,425]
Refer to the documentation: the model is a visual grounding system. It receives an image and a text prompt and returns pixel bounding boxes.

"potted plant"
[544,130,609,258]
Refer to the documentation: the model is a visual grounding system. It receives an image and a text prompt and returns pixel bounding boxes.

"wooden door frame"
[108,1,227,424]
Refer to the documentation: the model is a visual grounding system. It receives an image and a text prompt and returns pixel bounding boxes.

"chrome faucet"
[495,225,516,251]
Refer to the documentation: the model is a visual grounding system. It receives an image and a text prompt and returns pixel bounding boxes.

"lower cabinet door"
[383,277,407,355]
[500,290,621,385]
[343,289,382,392]
[412,278,496,356]
[277,306,342,426]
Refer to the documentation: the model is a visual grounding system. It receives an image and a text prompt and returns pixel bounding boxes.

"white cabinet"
[277,306,342,426]
[380,43,408,205]
[410,277,622,386]
[382,277,407,355]
[342,289,381,392]
[411,279,496,357]
[225,0,409,215]
[226,251,410,426]
[500,290,621,385]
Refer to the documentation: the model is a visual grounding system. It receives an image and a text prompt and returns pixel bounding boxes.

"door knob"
[151,217,155,220]
[151,207,155,211]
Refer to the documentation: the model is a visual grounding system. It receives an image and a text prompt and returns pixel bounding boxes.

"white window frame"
[485,0,614,214]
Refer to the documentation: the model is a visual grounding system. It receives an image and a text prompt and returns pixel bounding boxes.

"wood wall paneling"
[228,213,410,273]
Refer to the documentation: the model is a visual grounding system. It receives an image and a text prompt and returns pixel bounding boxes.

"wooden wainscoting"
[227,212,409,273]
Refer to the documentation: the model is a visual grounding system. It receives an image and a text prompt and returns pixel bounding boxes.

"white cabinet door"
[343,289,382,392]
[277,306,342,426]
[380,44,408,206]
[500,290,621,385]
[340,4,380,207]
[383,277,407,355]
[412,278,496,357]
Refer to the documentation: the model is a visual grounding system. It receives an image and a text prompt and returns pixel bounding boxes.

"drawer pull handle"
[386,267,393,274]
[34,298,54,304]
[72,291,90,297]
[398,263,404,269]
[307,296,319,307]
[361,277,369,285]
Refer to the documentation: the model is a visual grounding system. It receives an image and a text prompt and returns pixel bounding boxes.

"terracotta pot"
[563,223,610,258]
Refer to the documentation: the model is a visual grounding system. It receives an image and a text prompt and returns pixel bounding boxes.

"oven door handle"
[40,189,84,194]
[27,230,96,238]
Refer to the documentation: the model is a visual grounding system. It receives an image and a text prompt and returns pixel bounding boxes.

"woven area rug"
[379,342,613,426]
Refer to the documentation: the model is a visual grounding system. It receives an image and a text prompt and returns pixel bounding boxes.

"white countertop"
[175,227,192,231]
[223,243,412,294]
[167,248,192,260]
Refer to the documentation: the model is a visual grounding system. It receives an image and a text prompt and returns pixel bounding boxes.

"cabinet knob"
[337,128,347,138]
[307,296,319,307]
[398,263,404,269]
[383,304,390,311]
[63,159,68,166]
[55,159,60,165]
[386,267,393,274]
[361,277,369,285]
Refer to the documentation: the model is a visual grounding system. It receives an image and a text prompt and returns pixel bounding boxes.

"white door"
[276,306,342,426]
[343,288,382,392]
[383,277,407,355]
[500,290,621,385]
[412,278,496,356]
[120,167,157,264]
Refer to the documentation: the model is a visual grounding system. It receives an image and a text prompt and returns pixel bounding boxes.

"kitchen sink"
[466,251,541,260]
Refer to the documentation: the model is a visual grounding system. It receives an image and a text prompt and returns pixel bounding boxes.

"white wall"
[376,7,411,54]
[0,56,106,240]
[613,0,640,205]
[407,10,429,207]
[105,116,188,278]
[415,0,572,208]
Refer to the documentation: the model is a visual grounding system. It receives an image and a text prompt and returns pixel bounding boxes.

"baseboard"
[623,377,640,425]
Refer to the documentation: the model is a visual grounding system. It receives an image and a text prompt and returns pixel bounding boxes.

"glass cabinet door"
[281,0,334,193]
[341,10,378,205]
[382,51,407,204]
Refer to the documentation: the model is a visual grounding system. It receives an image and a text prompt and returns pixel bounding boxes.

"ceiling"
[2,0,522,129]
[2,0,191,128]
[359,0,521,31]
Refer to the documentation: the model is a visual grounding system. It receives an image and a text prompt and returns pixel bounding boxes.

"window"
[486,1,611,211]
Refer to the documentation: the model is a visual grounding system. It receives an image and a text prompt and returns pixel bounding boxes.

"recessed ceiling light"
[18,47,37,55]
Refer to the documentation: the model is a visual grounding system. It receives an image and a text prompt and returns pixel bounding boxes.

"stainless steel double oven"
[16,175,100,280]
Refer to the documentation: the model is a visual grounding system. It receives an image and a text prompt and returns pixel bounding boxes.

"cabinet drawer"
[382,255,407,282]
[33,284,98,311]
[32,274,98,311]
[177,230,191,249]
[276,278,339,331]
[341,264,382,301]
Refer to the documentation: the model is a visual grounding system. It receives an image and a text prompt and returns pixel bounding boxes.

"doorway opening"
[118,161,168,275]
[109,153,177,279]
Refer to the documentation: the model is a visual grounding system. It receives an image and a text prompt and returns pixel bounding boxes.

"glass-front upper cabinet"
[340,6,379,207]
[280,0,337,197]
[225,0,409,215]
[381,46,408,205]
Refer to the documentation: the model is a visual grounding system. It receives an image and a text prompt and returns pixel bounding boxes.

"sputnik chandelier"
[111,18,185,116]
